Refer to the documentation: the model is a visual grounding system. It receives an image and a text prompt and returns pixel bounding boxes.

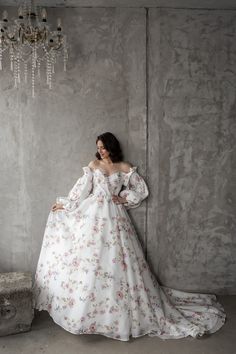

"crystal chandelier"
[0,0,68,97]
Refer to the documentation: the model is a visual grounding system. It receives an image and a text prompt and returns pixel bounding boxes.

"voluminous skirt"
[32,166,226,341]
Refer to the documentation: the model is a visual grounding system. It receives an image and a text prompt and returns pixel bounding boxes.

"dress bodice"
[91,168,126,197]
[57,165,149,211]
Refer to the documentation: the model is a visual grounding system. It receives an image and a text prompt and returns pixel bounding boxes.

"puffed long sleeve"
[119,166,149,210]
[57,166,93,212]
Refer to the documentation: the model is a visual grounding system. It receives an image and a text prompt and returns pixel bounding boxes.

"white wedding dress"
[32,165,226,341]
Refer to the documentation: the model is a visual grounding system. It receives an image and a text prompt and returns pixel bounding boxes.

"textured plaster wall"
[0,6,235,294]
[147,9,236,294]
[0,7,147,272]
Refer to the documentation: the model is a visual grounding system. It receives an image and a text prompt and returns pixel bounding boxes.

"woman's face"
[97,140,110,159]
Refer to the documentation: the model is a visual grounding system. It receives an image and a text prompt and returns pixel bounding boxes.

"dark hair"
[95,132,124,162]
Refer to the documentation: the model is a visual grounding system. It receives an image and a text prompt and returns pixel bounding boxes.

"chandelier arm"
[50,43,63,51]
[4,32,18,43]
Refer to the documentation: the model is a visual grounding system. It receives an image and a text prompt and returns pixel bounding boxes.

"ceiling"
[0,0,236,9]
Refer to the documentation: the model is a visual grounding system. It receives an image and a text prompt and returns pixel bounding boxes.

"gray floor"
[0,296,235,354]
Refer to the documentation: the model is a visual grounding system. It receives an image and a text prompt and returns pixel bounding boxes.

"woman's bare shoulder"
[88,160,99,169]
[120,161,133,173]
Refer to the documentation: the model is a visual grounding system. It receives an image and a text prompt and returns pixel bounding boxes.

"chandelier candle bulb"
[57,18,62,31]
[41,8,47,22]
[18,7,23,19]
[2,11,8,22]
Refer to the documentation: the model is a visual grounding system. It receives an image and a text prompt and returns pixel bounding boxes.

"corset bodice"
[91,169,124,200]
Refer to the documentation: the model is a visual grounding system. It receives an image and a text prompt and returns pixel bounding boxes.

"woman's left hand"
[112,195,127,204]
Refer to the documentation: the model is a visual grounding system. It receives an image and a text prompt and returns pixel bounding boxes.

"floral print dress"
[32,165,226,341]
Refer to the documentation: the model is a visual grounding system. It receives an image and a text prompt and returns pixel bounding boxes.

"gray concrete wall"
[147,8,236,294]
[0,6,235,294]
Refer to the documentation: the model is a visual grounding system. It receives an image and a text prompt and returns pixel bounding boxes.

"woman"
[32,132,226,341]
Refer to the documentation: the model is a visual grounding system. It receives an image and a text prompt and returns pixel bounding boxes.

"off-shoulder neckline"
[84,165,137,177]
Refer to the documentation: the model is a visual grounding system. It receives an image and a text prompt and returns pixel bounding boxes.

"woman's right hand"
[51,203,65,212]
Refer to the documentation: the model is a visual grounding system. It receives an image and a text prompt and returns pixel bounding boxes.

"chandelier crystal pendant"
[0,0,68,97]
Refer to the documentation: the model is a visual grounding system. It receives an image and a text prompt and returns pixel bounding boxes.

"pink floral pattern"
[32,166,226,341]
